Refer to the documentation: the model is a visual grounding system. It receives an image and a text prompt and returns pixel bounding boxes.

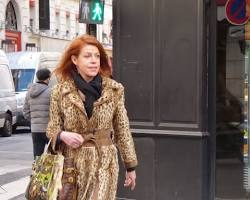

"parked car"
[0,50,17,137]
[6,51,61,127]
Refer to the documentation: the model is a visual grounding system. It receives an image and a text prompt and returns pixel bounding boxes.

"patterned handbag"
[58,157,77,200]
[25,139,64,200]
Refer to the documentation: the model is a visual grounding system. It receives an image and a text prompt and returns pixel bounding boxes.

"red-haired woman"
[47,34,138,200]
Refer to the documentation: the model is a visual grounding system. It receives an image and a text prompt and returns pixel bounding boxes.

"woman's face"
[71,44,100,82]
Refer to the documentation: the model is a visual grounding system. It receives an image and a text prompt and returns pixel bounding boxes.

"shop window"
[215,5,250,198]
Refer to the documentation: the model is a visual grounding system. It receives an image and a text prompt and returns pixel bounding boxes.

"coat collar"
[61,79,86,115]
[59,76,121,116]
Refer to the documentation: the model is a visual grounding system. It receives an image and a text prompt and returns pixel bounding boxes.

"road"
[0,127,33,200]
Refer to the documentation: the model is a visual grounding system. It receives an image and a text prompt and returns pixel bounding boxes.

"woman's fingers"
[71,137,83,148]
[124,178,132,186]
[124,171,136,190]
[75,134,84,143]
[131,179,136,190]
[124,177,136,190]
[124,177,131,186]
[61,131,84,148]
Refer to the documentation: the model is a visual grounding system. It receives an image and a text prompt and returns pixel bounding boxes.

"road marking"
[0,176,29,200]
[0,150,32,154]
[0,165,30,176]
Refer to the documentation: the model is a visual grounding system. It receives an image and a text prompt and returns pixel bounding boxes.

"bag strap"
[43,139,63,155]
[43,138,52,154]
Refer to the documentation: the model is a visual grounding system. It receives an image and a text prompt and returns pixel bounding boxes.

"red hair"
[54,34,111,81]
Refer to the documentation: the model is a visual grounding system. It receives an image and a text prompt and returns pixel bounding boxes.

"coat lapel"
[60,77,115,119]
[61,80,87,117]
[94,88,112,106]
[68,93,86,114]
[94,77,112,106]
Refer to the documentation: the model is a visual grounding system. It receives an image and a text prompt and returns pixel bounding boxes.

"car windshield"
[11,69,35,92]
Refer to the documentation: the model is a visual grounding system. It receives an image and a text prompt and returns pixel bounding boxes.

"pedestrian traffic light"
[79,0,105,24]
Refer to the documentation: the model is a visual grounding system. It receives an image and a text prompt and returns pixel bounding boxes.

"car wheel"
[1,113,12,137]
[12,124,17,133]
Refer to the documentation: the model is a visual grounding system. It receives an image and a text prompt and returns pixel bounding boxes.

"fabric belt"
[83,129,113,148]
[82,128,113,170]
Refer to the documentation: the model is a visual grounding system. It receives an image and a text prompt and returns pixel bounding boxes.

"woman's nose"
[90,57,97,62]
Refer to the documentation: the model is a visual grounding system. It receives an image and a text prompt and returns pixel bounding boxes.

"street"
[0,128,33,200]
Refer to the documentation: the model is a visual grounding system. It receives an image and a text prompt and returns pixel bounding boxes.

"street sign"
[79,0,105,24]
[225,0,249,25]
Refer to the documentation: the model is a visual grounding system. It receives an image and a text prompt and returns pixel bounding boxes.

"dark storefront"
[113,0,250,199]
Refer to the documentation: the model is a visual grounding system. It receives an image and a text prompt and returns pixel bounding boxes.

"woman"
[47,34,138,200]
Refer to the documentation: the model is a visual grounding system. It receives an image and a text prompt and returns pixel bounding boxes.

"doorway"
[215,5,250,199]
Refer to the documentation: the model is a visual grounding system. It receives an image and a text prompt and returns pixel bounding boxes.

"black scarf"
[71,70,102,118]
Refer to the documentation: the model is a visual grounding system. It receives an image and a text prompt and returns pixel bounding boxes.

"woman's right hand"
[60,131,84,149]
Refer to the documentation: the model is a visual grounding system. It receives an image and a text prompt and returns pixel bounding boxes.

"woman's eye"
[83,54,100,59]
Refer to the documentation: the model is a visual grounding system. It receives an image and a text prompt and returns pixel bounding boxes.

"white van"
[0,50,17,136]
[6,51,61,127]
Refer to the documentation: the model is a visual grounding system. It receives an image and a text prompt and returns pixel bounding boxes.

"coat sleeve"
[113,86,138,169]
[23,91,31,121]
[46,85,64,150]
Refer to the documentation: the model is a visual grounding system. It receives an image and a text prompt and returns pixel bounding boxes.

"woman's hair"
[54,34,111,80]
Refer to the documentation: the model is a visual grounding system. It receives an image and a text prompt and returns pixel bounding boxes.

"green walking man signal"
[79,0,105,24]
[92,2,102,21]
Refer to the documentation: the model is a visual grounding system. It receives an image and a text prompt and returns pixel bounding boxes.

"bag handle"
[43,139,63,155]
[43,138,53,154]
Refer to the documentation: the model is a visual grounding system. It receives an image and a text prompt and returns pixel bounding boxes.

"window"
[215,5,250,198]
[55,12,60,36]
[66,14,70,38]
[5,2,17,31]
[11,69,35,92]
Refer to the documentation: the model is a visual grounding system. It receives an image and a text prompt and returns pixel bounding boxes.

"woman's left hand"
[124,170,136,190]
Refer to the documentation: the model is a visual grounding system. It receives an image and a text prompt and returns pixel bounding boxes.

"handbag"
[25,139,64,200]
[58,157,77,200]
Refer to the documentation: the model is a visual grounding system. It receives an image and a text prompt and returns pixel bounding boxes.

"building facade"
[0,0,112,53]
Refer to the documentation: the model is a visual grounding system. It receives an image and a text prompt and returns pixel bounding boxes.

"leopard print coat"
[47,76,138,200]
